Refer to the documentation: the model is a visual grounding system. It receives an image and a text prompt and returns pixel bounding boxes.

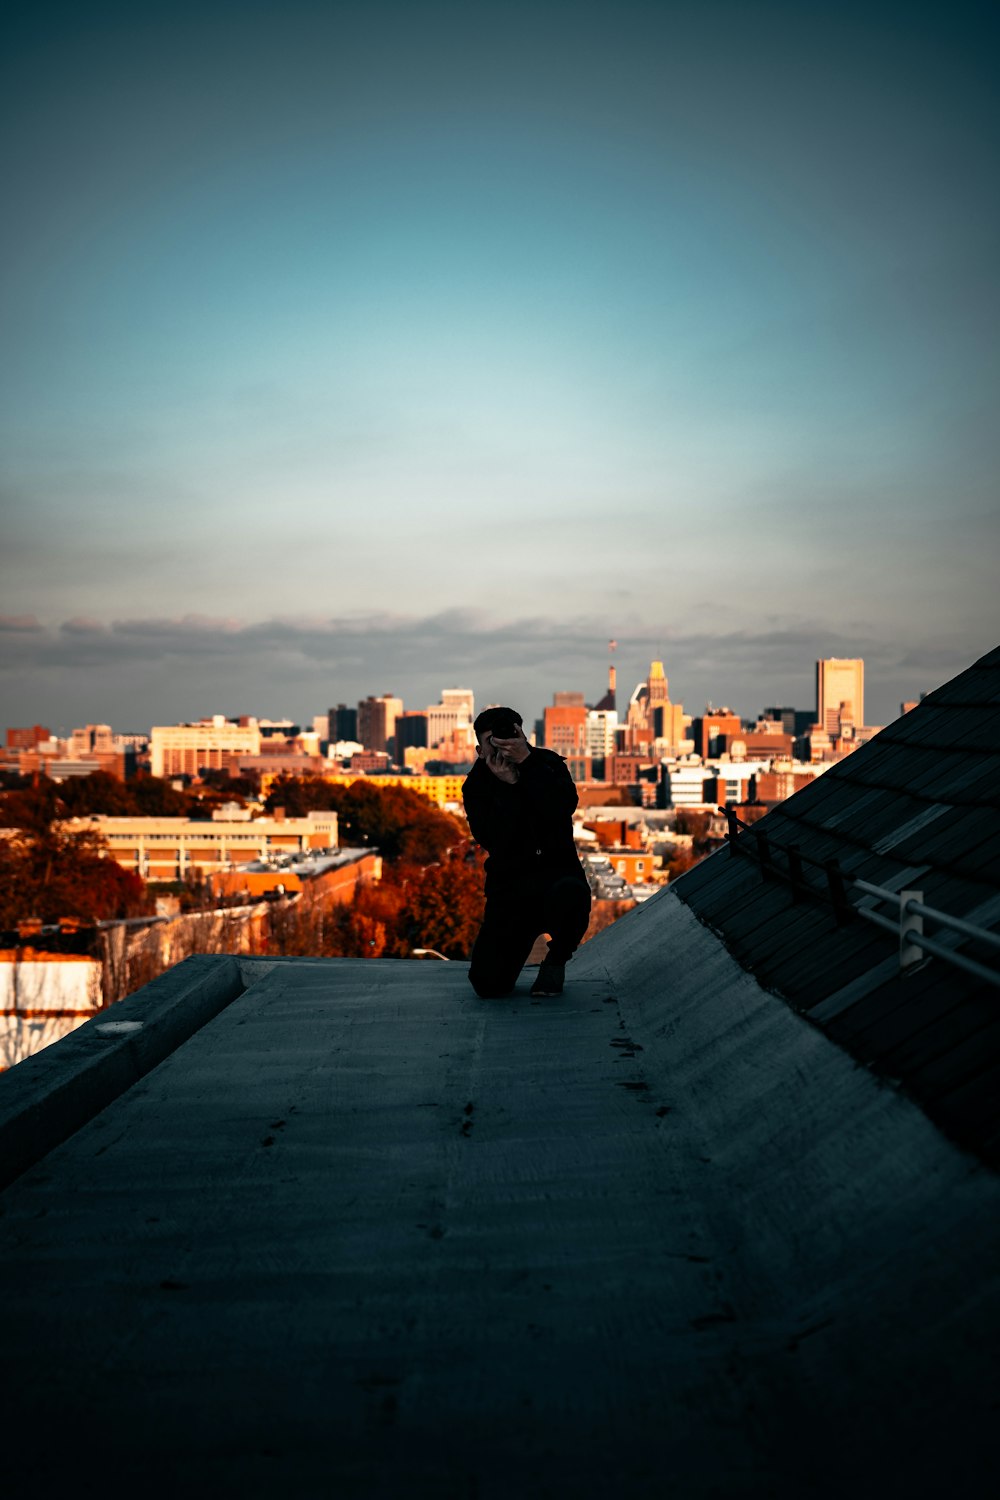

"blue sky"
[2,0,998,733]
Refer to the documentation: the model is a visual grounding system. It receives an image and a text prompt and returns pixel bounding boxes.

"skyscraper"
[357,695,404,755]
[816,659,864,737]
[647,659,668,705]
[625,661,687,755]
[426,688,475,749]
[328,704,358,743]
[395,712,429,752]
[543,694,590,782]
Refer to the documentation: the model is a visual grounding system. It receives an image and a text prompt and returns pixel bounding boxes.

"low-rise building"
[5,723,144,781]
[68,811,339,881]
[662,757,771,809]
[583,818,648,850]
[599,848,658,885]
[17,750,136,781]
[752,763,830,805]
[321,772,467,811]
[236,753,328,779]
[209,848,380,902]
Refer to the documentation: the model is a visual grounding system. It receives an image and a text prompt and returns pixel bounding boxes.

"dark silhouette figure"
[463,707,592,998]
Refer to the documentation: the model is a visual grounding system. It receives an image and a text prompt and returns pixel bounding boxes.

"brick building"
[544,694,592,782]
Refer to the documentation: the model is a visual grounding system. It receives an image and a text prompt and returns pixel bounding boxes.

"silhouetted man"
[463,707,592,998]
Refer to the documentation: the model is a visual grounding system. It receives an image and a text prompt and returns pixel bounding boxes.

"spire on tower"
[593,638,618,712]
[648,659,668,702]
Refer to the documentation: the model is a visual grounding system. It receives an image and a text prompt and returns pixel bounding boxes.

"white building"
[151,716,261,778]
[662,758,774,808]
[70,810,338,881]
[0,953,102,1069]
[426,688,475,748]
[586,709,618,758]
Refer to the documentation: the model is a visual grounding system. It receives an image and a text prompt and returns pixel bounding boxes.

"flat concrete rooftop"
[1,891,998,1497]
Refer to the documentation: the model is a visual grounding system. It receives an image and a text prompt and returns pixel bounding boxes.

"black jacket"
[463,747,586,891]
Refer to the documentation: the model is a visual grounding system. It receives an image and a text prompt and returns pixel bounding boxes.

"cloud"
[0,614,43,632]
[60,617,108,635]
[0,609,988,736]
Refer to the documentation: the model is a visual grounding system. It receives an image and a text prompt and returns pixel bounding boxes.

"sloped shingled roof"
[673,644,1000,1168]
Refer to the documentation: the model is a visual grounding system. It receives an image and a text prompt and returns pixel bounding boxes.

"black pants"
[468,873,592,998]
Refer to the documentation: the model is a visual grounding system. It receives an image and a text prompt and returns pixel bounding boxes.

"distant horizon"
[2,611,988,739]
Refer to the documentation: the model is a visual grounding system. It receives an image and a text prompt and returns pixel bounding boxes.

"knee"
[469,976,514,999]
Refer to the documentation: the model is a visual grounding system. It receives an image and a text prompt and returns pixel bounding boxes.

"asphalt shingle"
[673,644,1000,1167]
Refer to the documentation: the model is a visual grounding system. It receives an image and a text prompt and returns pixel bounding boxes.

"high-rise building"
[395,712,429,752]
[68,724,115,757]
[690,710,742,759]
[357,696,404,755]
[626,661,688,755]
[586,709,618,759]
[151,716,261,778]
[441,688,475,718]
[426,688,475,748]
[763,706,816,738]
[585,708,617,780]
[329,704,358,743]
[647,660,668,705]
[816,659,864,737]
[543,695,591,782]
[5,726,51,751]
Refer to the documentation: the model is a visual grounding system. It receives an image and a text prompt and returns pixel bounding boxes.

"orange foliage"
[0,825,151,927]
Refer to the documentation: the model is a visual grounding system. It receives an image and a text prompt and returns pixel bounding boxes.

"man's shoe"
[530,959,565,997]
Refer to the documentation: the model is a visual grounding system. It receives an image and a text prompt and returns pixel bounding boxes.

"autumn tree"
[194,769,260,806]
[664,848,699,881]
[396,854,485,959]
[28,772,194,820]
[264,777,465,864]
[0,779,63,833]
[0,822,150,927]
[673,809,713,847]
[257,846,486,962]
[128,776,192,816]
[583,896,638,942]
[261,775,337,817]
[56,770,137,817]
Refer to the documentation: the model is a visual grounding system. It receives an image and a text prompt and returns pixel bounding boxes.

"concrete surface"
[0,952,245,1190]
[1,893,998,1497]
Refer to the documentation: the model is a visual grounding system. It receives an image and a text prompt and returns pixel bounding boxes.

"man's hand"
[489,726,531,765]
[477,726,530,784]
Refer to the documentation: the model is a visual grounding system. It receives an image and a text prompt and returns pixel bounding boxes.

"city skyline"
[2,1,998,731]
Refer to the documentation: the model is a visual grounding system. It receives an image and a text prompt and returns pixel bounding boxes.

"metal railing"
[720,806,1000,989]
